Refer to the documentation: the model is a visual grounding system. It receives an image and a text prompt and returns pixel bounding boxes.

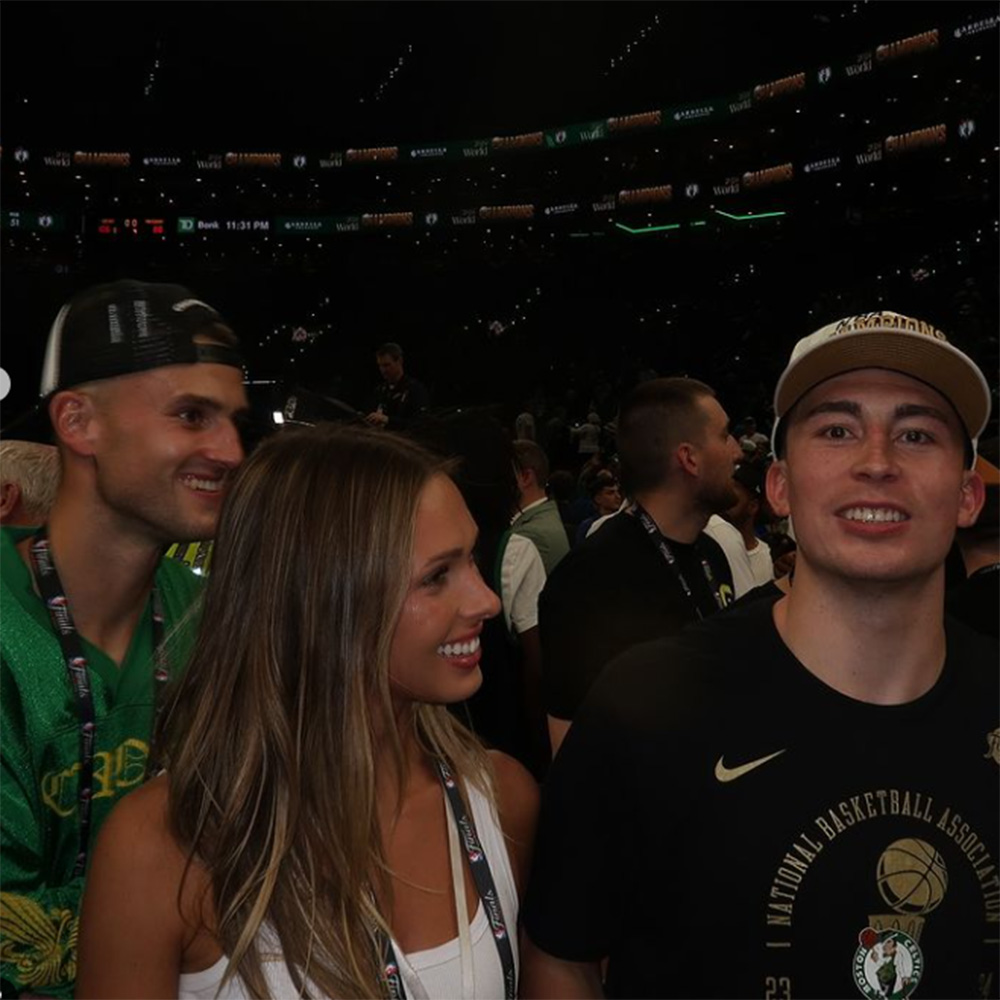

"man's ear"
[0,481,21,521]
[48,390,99,458]
[676,442,698,477]
[957,470,986,530]
[766,459,791,518]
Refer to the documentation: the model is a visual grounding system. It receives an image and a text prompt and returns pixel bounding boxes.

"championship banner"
[73,151,130,167]
[876,29,939,64]
[9,14,985,180]
[224,152,281,168]
[753,73,806,104]
[884,124,947,156]
[345,146,398,164]
[491,132,545,152]
[361,211,414,228]
[479,204,535,221]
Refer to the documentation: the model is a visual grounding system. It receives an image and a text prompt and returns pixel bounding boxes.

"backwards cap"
[39,279,243,396]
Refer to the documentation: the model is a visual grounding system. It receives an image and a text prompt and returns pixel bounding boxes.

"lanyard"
[381,758,517,1000]
[28,527,168,877]
[630,503,723,620]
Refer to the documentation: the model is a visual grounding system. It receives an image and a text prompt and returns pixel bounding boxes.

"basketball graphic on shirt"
[876,839,948,915]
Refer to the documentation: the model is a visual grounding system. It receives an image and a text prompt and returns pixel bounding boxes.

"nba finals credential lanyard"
[631,503,724,619]
[29,526,169,877]
[381,758,517,1000]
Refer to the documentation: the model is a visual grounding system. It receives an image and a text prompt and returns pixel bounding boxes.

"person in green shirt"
[0,280,249,998]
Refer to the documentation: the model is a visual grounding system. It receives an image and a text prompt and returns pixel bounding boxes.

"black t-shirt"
[539,511,734,720]
[946,565,1000,640]
[523,597,1000,999]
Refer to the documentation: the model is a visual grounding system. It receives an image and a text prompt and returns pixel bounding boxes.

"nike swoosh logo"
[715,749,787,783]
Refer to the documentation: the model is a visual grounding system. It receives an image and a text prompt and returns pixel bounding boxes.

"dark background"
[2,2,997,431]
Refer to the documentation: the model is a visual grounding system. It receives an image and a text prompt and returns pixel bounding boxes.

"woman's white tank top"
[177,782,518,999]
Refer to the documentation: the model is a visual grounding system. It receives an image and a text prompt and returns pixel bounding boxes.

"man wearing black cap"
[705,460,775,596]
[521,312,998,999]
[0,281,248,998]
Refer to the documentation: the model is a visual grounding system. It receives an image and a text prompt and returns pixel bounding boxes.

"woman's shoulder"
[488,750,538,806]
[97,772,174,854]
[486,751,539,894]
[92,773,212,923]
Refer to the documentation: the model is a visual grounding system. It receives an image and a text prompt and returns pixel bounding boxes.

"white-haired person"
[0,439,59,525]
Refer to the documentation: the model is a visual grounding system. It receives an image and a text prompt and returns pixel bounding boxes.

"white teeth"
[183,476,222,492]
[842,507,907,523]
[437,637,480,657]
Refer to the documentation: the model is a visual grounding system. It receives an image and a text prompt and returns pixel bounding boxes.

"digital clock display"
[177,218,271,233]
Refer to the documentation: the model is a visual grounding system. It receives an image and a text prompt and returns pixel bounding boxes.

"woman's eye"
[422,567,448,588]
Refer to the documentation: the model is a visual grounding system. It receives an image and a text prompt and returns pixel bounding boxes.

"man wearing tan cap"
[520,311,997,999]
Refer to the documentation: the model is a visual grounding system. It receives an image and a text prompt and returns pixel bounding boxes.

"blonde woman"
[76,424,538,999]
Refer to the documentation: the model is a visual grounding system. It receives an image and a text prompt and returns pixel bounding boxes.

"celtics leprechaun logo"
[854,928,923,999]
[853,838,943,997]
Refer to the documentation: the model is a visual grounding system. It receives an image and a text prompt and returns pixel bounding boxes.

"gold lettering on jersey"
[40,738,150,816]
[764,788,997,938]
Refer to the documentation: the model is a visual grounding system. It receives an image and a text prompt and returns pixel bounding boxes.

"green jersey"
[0,526,203,998]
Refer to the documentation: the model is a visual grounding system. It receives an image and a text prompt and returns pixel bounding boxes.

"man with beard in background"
[539,377,740,755]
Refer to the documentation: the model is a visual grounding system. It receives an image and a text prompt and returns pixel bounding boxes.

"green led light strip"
[615,222,682,234]
[615,210,785,234]
[713,209,787,221]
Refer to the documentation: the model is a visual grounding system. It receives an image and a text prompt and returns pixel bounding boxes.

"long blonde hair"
[156,424,491,998]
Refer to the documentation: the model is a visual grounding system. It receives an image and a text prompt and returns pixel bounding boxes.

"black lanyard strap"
[380,758,517,999]
[630,503,723,620]
[29,527,167,876]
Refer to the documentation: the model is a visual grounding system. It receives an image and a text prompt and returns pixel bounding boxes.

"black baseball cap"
[732,461,764,497]
[4,280,244,440]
